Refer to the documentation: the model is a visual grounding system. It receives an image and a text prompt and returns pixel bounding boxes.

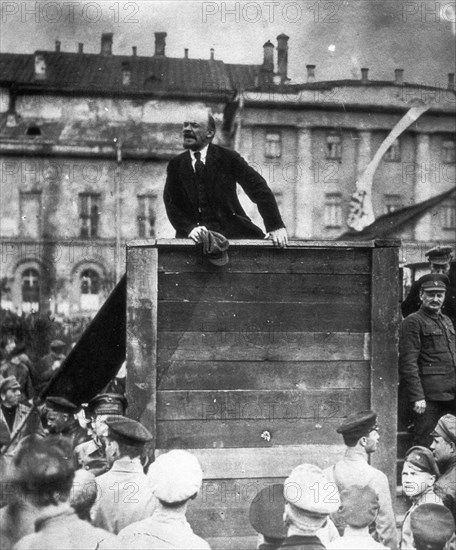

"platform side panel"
[370,245,400,501]
[126,247,158,448]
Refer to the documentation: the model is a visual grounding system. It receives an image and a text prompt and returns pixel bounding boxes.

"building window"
[25,125,41,137]
[80,269,100,311]
[137,194,156,238]
[21,268,40,312]
[441,200,456,230]
[79,193,100,238]
[265,132,282,158]
[19,191,41,238]
[324,193,343,228]
[384,194,403,214]
[384,139,401,162]
[326,134,342,160]
[442,140,455,163]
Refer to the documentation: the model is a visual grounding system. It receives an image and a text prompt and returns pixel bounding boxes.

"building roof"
[339,187,456,240]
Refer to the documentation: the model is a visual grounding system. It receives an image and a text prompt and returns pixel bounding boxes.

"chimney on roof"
[34,54,47,80]
[277,33,289,84]
[101,33,113,56]
[361,68,369,84]
[394,68,404,85]
[306,65,316,83]
[448,73,455,91]
[55,40,61,53]
[122,62,131,86]
[132,46,137,57]
[154,32,167,57]
[184,48,189,59]
[262,40,274,85]
[210,48,215,60]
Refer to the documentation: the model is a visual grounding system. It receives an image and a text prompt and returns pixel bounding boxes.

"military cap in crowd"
[50,339,66,350]
[336,410,377,441]
[431,414,456,445]
[426,246,453,265]
[411,503,455,549]
[0,375,21,394]
[405,446,439,476]
[338,485,379,528]
[104,416,152,446]
[283,463,340,532]
[420,273,449,291]
[46,396,80,414]
[148,449,203,504]
[249,483,287,541]
[87,393,127,416]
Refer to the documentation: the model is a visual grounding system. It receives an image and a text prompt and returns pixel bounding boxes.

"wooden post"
[370,240,400,502]
[126,243,158,455]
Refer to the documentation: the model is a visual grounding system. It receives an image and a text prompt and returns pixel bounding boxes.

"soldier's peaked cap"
[430,414,456,445]
[46,396,80,414]
[405,446,439,476]
[336,410,377,439]
[104,416,152,445]
[87,393,127,415]
[426,246,453,264]
[0,376,21,394]
[420,273,448,291]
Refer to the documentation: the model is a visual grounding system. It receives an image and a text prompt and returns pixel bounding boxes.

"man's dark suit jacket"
[163,144,285,239]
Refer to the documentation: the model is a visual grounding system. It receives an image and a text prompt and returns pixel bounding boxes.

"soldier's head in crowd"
[101,416,152,467]
[283,464,340,536]
[86,393,127,440]
[45,396,80,434]
[10,435,74,507]
[419,274,448,315]
[70,469,98,521]
[411,503,455,550]
[148,449,203,509]
[249,483,287,547]
[0,376,21,408]
[336,410,379,453]
[426,246,453,276]
[49,339,66,359]
[338,485,379,528]
[430,414,456,467]
[402,446,439,500]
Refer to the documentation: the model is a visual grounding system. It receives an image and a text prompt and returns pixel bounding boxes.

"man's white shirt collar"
[189,145,209,170]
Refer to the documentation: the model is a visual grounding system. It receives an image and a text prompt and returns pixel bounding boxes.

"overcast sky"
[0,0,454,85]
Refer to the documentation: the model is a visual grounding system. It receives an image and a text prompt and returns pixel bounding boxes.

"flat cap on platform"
[87,393,127,416]
[420,273,449,291]
[148,450,203,503]
[284,463,340,515]
[336,410,378,440]
[426,246,453,264]
[430,414,456,445]
[249,483,287,540]
[338,485,379,527]
[0,376,21,394]
[405,446,439,476]
[104,416,152,445]
[411,504,455,548]
[50,339,66,349]
[46,396,80,414]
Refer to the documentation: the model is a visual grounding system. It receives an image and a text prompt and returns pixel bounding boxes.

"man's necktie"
[194,151,205,176]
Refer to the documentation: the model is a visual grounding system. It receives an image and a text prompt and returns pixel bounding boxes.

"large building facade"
[1,32,455,316]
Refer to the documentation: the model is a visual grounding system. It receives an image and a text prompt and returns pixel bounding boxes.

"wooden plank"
[156,415,369,448]
[158,360,370,390]
[157,300,370,332]
[158,273,371,302]
[151,239,376,248]
[156,389,369,421]
[158,247,371,274]
[370,245,400,504]
[157,331,371,362]
[155,445,345,478]
[126,247,157,449]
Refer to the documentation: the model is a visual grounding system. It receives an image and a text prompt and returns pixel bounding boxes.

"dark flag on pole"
[42,274,127,406]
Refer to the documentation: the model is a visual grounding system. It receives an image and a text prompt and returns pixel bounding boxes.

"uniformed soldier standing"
[430,414,456,521]
[324,410,398,550]
[399,274,456,447]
